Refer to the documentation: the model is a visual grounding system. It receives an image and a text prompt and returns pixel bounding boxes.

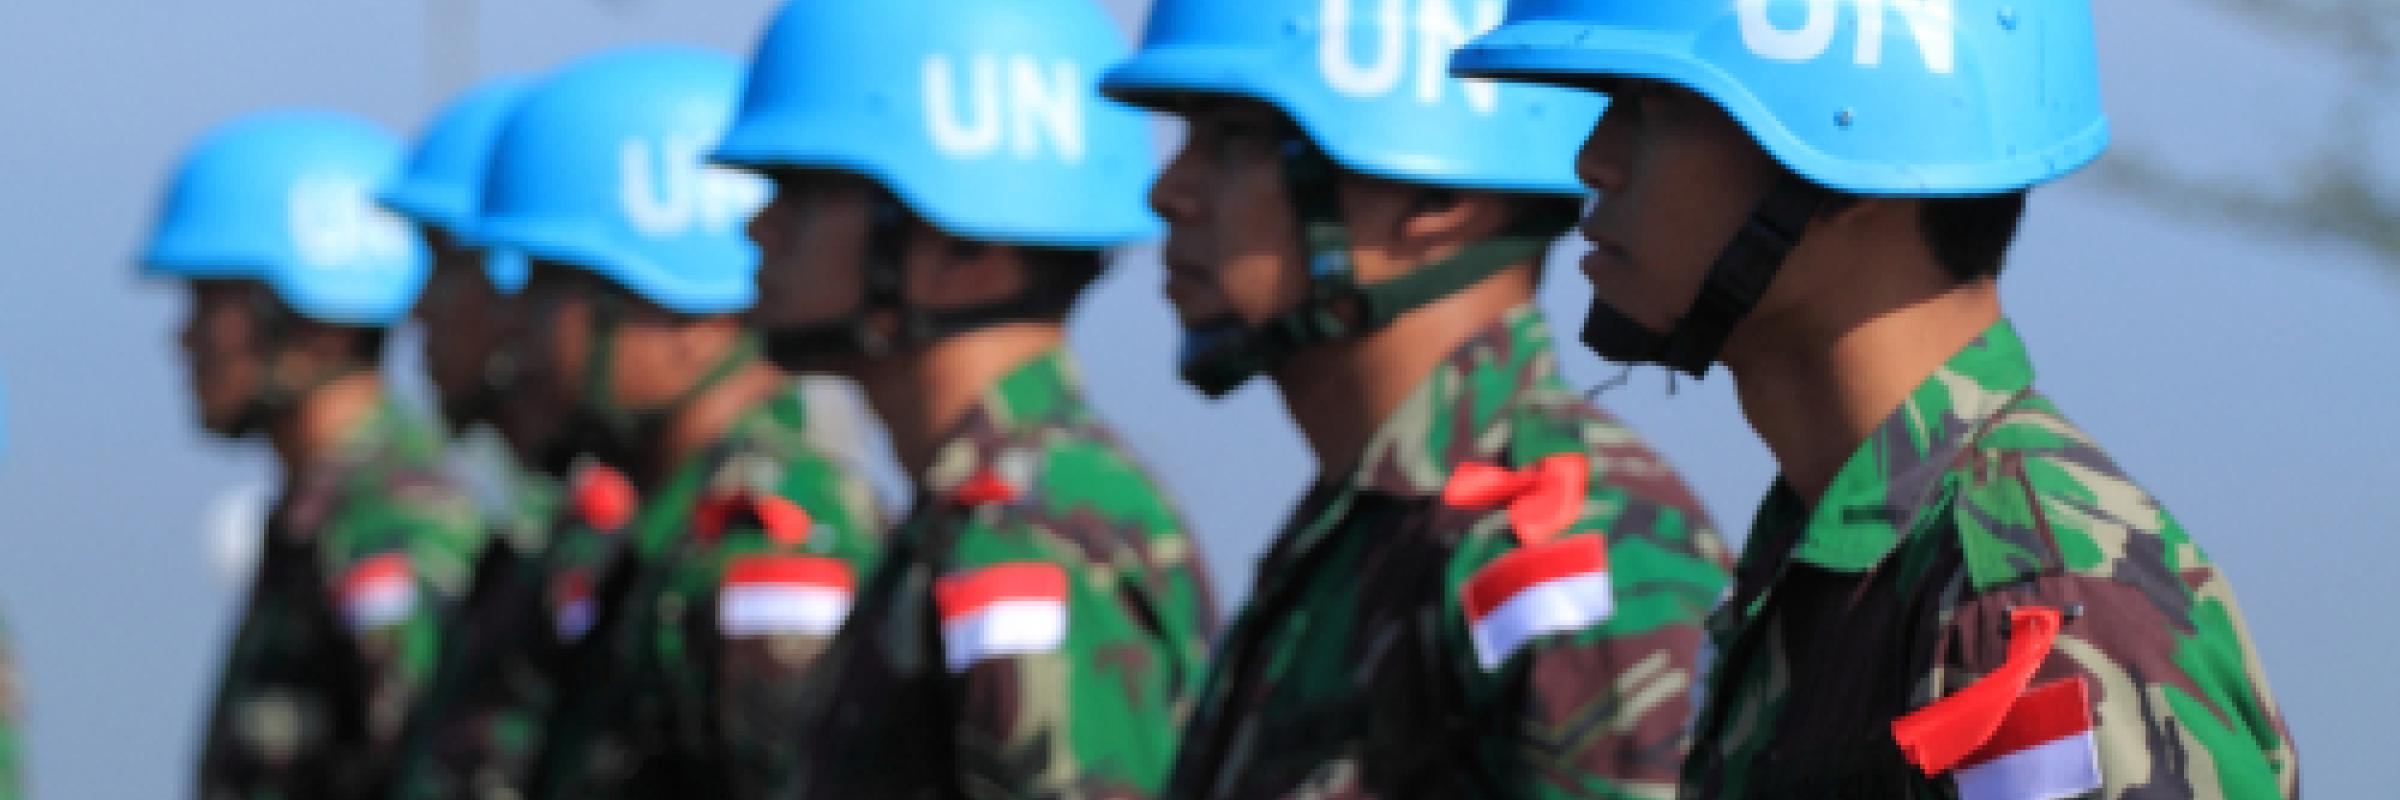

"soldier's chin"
[199,404,259,439]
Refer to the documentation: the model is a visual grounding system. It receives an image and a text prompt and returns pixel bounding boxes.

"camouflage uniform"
[382,465,598,800]
[198,401,485,800]
[1683,320,2299,798]
[1167,306,1730,800]
[528,392,885,799]
[777,350,1216,799]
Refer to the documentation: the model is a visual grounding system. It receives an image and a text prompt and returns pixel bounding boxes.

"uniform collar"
[626,392,809,557]
[1341,304,1563,496]
[278,396,444,533]
[1767,318,2037,573]
[922,349,1088,500]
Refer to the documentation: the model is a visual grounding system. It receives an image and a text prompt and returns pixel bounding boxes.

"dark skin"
[1147,98,1540,474]
[177,278,390,474]
[745,170,1063,479]
[510,265,785,486]
[1569,80,2002,502]
[410,226,519,436]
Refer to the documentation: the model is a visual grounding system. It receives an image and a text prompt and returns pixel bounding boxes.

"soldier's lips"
[1579,239,1632,281]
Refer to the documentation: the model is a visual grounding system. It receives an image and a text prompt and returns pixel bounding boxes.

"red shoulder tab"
[752,495,813,547]
[694,491,814,548]
[1891,606,2066,776]
[949,469,1021,507]
[572,466,637,533]
[1441,453,1588,545]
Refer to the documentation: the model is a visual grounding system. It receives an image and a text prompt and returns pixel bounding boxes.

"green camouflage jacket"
[198,400,485,800]
[381,463,598,800]
[1166,305,1731,800]
[529,392,885,799]
[1683,319,2299,799]
[777,349,1216,799]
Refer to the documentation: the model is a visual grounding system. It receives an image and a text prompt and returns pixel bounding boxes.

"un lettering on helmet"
[1737,0,1955,74]
[1320,0,1506,114]
[289,175,416,271]
[618,130,772,240]
[923,53,1088,164]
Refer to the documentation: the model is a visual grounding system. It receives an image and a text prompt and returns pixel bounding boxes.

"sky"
[0,0,2392,796]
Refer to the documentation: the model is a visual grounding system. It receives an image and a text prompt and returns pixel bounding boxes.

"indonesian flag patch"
[1949,677,2103,800]
[1462,534,1613,672]
[552,572,597,641]
[338,553,417,632]
[934,563,1069,673]
[718,555,855,638]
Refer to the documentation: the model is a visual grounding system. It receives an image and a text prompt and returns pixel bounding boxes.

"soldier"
[709,0,1216,795]
[1458,1,2299,797]
[1098,2,1732,796]
[373,75,564,799]
[442,47,885,800]
[139,110,485,799]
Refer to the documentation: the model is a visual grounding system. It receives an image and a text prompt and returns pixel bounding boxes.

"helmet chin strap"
[1578,173,1826,378]
[568,290,761,473]
[760,189,1089,372]
[1177,136,1576,398]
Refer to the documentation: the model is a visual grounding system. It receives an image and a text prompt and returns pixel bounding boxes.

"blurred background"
[0,0,2390,796]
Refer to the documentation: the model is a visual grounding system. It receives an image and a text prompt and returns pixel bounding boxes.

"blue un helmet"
[713,0,1157,248]
[1454,0,2107,376]
[476,45,769,316]
[381,75,538,291]
[1101,0,1603,396]
[142,110,430,327]
[475,46,771,468]
[712,0,1157,360]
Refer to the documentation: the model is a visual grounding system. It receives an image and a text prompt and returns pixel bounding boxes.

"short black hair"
[1917,191,2028,284]
[1820,189,2029,284]
[1022,246,1110,320]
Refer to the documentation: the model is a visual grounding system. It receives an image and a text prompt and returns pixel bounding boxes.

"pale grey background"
[0,1,2388,796]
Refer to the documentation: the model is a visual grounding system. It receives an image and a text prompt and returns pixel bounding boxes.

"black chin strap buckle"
[1654,176,1827,377]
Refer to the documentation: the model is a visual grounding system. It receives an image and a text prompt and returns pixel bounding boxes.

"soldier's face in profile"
[500,266,593,472]
[746,169,879,372]
[411,228,514,433]
[1150,101,1312,329]
[1572,81,1786,333]
[177,280,272,436]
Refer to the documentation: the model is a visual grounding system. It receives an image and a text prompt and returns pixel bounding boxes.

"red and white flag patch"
[338,553,417,632]
[935,563,1069,673]
[1950,677,2103,800]
[1462,534,1612,672]
[552,572,597,641]
[718,555,855,638]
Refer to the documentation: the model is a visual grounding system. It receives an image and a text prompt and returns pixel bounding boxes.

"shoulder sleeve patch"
[935,562,1068,673]
[719,555,854,638]
[338,552,417,632]
[1462,534,1612,672]
[1950,678,2102,800]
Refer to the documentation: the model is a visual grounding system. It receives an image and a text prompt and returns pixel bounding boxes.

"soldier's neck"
[1724,275,2001,507]
[629,364,786,488]
[267,371,386,476]
[1272,267,1533,477]
[856,323,1066,484]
